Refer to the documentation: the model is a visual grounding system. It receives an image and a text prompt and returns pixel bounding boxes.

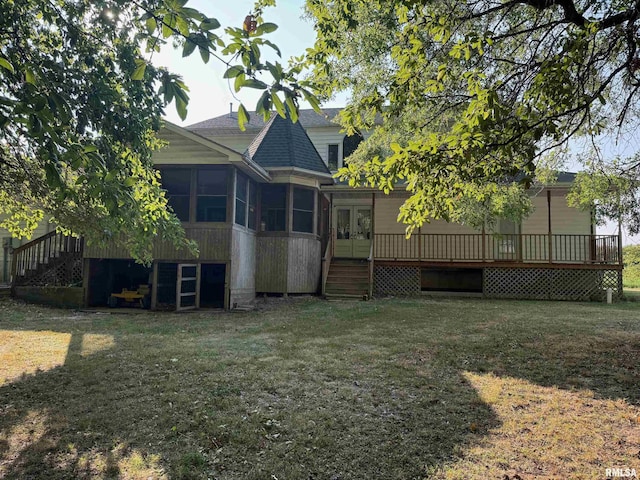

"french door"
[334,206,372,258]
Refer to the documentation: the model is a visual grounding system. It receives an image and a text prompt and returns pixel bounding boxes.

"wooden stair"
[12,232,84,287]
[324,259,370,299]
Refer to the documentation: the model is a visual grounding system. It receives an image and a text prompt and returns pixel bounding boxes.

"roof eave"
[163,121,271,182]
[266,166,335,183]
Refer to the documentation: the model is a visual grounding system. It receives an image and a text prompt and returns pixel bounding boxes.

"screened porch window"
[161,166,227,223]
[234,172,257,229]
[261,184,287,231]
[293,187,314,233]
[161,169,191,221]
[196,169,227,222]
[235,173,248,226]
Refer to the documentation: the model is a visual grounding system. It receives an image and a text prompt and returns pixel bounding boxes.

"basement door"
[334,206,372,258]
[176,263,200,311]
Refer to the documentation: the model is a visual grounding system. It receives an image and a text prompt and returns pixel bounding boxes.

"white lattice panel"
[484,268,621,301]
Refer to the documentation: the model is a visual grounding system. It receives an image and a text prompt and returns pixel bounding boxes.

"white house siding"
[202,126,348,169]
[373,194,406,235]
[520,190,592,262]
[520,189,590,234]
[373,193,479,235]
[305,127,346,167]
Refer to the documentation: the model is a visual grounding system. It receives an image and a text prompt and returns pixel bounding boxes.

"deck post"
[547,190,553,264]
[518,230,523,262]
[418,226,422,262]
[10,248,17,290]
[82,258,91,308]
[481,225,486,262]
[330,193,334,258]
[618,214,623,267]
[371,192,376,256]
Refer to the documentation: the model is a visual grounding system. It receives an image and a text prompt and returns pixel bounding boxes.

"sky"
[151,0,343,126]
[149,1,639,242]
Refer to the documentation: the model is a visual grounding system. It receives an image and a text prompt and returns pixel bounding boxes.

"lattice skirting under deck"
[374,264,622,301]
[483,267,622,301]
[374,265,421,295]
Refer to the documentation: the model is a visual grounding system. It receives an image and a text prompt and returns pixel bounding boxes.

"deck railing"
[374,233,621,265]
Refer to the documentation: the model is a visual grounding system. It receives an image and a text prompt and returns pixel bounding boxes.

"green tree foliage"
[0,0,314,263]
[622,244,640,288]
[623,244,640,266]
[567,154,640,234]
[304,0,640,233]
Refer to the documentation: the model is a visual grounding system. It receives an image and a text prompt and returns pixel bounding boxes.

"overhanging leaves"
[305,0,640,232]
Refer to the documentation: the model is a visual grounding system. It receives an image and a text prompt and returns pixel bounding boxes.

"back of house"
[9,108,623,308]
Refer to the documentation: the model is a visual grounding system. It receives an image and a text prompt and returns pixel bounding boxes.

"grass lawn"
[624,287,640,300]
[1,296,639,479]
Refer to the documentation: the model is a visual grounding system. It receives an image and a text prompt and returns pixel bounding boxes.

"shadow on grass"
[0,297,639,478]
[421,301,640,406]
[293,298,640,402]
[0,303,500,479]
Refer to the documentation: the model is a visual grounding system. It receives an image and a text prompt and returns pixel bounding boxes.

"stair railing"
[11,231,84,286]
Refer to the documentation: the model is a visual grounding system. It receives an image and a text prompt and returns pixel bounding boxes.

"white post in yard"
[606,288,613,304]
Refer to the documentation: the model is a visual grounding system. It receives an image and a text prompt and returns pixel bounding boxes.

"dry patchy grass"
[0,296,639,479]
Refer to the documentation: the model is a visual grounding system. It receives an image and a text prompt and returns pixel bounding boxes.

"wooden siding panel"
[520,191,591,262]
[521,195,548,234]
[521,190,590,235]
[374,195,407,234]
[375,194,479,233]
[550,194,591,234]
[287,237,321,293]
[154,130,229,164]
[425,220,478,235]
[255,237,288,292]
[84,227,231,261]
[194,133,255,153]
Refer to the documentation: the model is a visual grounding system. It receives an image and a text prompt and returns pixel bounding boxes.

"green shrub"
[623,245,640,288]
[624,265,640,288]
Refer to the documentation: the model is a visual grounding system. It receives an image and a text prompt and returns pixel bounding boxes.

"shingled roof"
[188,108,343,132]
[244,113,331,175]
